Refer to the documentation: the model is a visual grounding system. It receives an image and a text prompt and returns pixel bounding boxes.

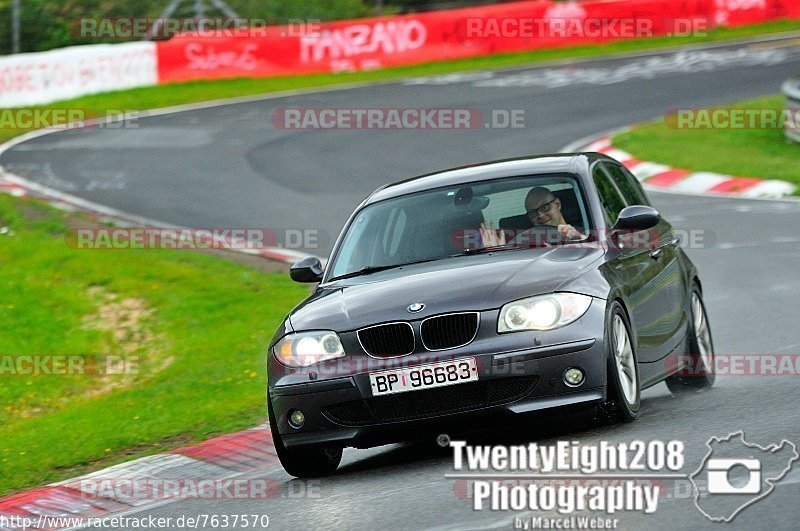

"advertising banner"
[155,0,800,84]
[0,42,158,108]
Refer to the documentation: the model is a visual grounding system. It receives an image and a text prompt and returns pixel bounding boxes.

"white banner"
[0,42,158,108]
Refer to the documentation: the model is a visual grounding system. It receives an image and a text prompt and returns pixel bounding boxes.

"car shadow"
[333,404,626,477]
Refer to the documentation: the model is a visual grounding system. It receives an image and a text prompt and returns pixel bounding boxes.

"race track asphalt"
[3,35,800,530]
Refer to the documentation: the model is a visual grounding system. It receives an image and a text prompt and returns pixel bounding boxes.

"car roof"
[364,152,613,205]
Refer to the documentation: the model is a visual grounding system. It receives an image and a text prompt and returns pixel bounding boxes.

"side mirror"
[613,205,661,232]
[290,256,324,283]
[610,206,661,249]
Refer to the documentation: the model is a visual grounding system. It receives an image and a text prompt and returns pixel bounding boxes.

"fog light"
[288,410,305,429]
[564,368,585,387]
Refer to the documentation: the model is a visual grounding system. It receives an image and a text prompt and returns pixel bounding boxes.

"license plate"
[369,357,478,396]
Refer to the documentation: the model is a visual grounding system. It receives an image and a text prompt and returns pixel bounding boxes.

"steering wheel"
[531,224,568,243]
[508,224,564,247]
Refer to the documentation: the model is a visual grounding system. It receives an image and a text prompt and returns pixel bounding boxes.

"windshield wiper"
[327,258,441,282]
[451,245,526,257]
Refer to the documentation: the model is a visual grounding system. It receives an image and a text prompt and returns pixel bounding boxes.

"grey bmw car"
[267,153,715,477]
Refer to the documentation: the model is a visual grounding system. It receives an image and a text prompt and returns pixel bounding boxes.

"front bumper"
[269,299,608,449]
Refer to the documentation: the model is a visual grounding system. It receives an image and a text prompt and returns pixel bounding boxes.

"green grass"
[0,195,308,496]
[614,94,800,189]
[2,18,800,144]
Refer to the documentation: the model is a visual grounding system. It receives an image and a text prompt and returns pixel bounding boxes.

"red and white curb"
[0,174,26,198]
[580,136,797,198]
[0,426,282,530]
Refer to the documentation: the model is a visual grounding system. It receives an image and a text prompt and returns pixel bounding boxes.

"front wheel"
[268,397,342,478]
[599,302,641,423]
[666,287,715,393]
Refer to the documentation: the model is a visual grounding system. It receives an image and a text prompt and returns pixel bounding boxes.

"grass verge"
[613,94,800,191]
[2,19,800,143]
[0,195,307,496]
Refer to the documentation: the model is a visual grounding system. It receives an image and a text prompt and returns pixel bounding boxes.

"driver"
[524,187,583,240]
[479,187,584,246]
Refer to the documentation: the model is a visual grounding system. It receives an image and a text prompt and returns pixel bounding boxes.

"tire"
[268,396,342,478]
[665,285,715,393]
[599,301,641,423]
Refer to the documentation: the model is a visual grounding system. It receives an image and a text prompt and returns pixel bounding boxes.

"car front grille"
[322,376,538,426]
[357,322,415,358]
[420,312,479,350]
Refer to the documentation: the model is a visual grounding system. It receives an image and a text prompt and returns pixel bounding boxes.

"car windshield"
[326,173,594,281]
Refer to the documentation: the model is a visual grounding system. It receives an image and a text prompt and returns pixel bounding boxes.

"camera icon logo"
[706,458,761,494]
[690,431,799,522]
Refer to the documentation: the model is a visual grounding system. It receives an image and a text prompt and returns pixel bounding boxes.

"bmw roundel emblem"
[407,303,425,313]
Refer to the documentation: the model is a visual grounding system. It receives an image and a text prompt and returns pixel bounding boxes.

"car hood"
[289,246,603,332]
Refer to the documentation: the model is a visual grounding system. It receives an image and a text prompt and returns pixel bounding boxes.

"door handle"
[650,248,663,260]
[667,236,680,247]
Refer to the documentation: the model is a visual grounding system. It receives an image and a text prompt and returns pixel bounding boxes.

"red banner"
[713,0,773,27]
[155,0,800,84]
[779,0,800,19]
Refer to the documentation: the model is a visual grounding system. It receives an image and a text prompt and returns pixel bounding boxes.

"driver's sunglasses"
[527,198,557,216]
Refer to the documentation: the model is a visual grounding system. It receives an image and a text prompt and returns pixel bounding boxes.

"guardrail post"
[784,76,800,144]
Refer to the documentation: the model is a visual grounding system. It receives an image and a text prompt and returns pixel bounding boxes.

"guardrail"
[784,77,800,143]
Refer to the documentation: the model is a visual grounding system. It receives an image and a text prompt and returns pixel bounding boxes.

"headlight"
[498,293,592,332]
[274,331,345,367]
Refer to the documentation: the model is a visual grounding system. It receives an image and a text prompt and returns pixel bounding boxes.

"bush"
[0,0,380,55]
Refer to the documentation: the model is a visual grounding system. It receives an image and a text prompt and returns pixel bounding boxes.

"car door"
[608,162,687,361]
[594,162,683,363]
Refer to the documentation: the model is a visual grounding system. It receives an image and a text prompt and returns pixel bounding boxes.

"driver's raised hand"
[558,224,583,240]
[479,221,506,247]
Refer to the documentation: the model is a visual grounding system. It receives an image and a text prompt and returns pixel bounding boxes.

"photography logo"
[689,431,799,522]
